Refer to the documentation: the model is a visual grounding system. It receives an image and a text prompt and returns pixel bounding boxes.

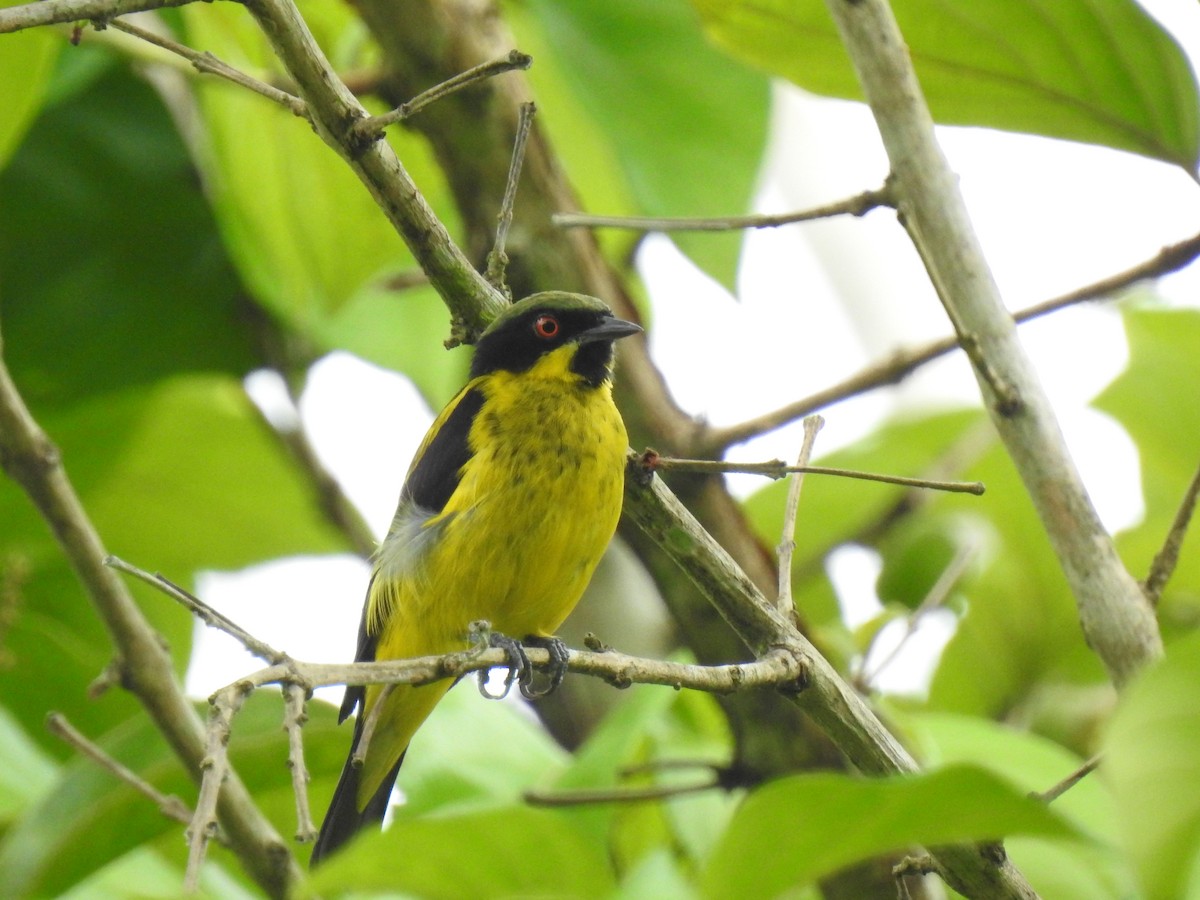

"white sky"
[187,0,1200,700]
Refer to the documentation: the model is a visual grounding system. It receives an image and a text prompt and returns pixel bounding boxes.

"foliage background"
[2,0,1200,897]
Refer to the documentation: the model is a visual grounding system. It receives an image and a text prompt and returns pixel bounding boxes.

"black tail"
[310,715,404,867]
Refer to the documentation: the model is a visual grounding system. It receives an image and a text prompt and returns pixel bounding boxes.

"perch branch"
[1032,755,1101,805]
[282,684,317,843]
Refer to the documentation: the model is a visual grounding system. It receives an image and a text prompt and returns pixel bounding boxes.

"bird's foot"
[519,635,570,699]
[471,628,570,701]
[477,630,532,700]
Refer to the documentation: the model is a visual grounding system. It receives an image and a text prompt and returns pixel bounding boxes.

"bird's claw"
[519,636,570,699]
[474,631,570,701]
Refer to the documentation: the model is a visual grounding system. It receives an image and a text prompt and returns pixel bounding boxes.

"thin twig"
[777,416,824,614]
[46,712,197,829]
[350,49,533,143]
[1142,458,1200,605]
[1031,755,1101,804]
[552,183,894,232]
[187,684,250,891]
[282,684,317,843]
[858,544,975,689]
[524,776,720,807]
[105,556,288,665]
[108,17,307,117]
[644,453,984,495]
[350,682,395,768]
[701,229,1200,454]
[0,0,200,33]
[485,101,537,294]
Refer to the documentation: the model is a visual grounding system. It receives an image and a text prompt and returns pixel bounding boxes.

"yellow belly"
[357,363,627,805]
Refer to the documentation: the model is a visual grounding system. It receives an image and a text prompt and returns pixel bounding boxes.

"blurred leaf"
[898,709,1134,898]
[60,846,256,900]
[309,282,470,411]
[1104,631,1200,900]
[693,0,1200,170]
[875,518,961,611]
[0,706,57,821]
[701,764,1082,898]
[183,2,458,328]
[0,376,346,752]
[1096,306,1200,638]
[382,679,569,823]
[0,1,58,168]
[0,691,339,898]
[515,0,770,292]
[0,59,256,411]
[306,803,615,898]
[743,408,984,628]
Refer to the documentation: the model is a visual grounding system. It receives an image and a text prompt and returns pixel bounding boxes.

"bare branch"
[0,0,205,34]
[823,0,1161,702]
[777,416,824,614]
[644,452,984,495]
[282,684,317,843]
[1142,458,1200,605]
[485,101,537,294]
[553,183,894,232]
[350,49,533,141]
[46,712,197,829]
[106,556,288,665]
[187,684,250,891]
[0,329,299,898]
[108,17,307,117]
[1032,755,1101,805]
[702,229,1200,453]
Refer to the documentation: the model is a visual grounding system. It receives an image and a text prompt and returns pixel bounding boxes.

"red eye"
[533,315,560,339]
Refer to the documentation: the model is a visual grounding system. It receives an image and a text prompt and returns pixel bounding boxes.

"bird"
[310,291,641,864]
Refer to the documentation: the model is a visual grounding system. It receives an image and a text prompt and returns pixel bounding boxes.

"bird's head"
[470,292,642,387]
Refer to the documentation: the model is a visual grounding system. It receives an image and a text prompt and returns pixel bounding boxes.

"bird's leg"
[478,631,533,700]
[519,635,570,699]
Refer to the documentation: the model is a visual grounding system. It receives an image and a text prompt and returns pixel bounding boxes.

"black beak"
[577,316,643,344]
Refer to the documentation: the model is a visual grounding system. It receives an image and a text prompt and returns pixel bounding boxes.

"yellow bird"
[311,292,641,863]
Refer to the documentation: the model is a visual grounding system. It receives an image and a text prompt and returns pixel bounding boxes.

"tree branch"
[1142,457,1200,605]
[702,229,1200,453]
[242,0,507,342]
[822,0,1162,694]
[0,332,300,898]
[0,0,206,33]
[552,182,894,232]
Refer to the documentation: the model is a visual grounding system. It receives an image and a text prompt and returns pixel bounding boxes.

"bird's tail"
[310,717,404,867]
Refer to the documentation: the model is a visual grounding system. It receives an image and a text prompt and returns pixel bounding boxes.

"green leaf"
[305,804,616,898]
[183,2,457,326]
[0,706,57,821]
[0,376,346,751]
[897,710,1135,897]
[0,59,256,411]
[373,680,570,823]
[701,765,1082,898]
[1104,631,1200,900]
[0,692,343,898]
[742,408,983,628]
[693,0,1200,170]
[1095,305,1200,638]
[514,0,770,292]
[309,282,470,410]
[0,1,59,168]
